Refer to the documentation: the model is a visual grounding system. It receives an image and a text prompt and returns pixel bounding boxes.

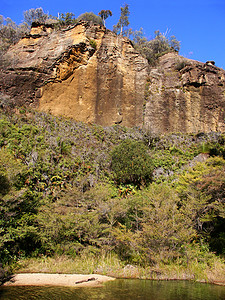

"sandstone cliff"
[144,53,225,133]
[0,22,225,132]
[0,21,147,128]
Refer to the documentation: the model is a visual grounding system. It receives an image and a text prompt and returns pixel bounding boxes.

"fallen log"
[75,277,96,284]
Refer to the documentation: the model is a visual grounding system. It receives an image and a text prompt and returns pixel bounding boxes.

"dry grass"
[14,253,225,285]
[15,253,124,276]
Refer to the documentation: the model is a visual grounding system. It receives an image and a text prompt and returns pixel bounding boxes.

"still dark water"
[0,279,225,300]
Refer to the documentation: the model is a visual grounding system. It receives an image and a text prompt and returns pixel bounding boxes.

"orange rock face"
[1,22,225,132]
[1,22,147,128]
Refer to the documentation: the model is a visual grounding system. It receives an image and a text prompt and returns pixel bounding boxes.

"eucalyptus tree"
[113,4,130,35]
[98,10,112,26]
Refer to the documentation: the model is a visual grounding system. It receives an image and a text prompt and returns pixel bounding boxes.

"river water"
[0,279,225,299]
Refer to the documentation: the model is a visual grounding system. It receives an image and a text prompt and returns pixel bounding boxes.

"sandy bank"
[3,273,115,287]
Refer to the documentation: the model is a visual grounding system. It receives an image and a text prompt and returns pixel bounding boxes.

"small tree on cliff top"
[113,4,130,35]
[58,13,76,27]
[98,10,112,26]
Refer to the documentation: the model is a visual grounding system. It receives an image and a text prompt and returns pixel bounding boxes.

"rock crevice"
[144,53,225,133]
[0,22,224,132]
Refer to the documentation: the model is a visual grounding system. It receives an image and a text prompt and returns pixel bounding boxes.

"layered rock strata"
[144,53,225,133]
[1,21,148,128]
[1,22,225,132]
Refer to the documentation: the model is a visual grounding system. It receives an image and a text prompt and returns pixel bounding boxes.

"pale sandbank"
[3,273,115,287]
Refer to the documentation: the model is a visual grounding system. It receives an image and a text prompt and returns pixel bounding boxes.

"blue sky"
[1,0,225,69]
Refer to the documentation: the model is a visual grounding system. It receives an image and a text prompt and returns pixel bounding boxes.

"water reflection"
[0,279,225,300]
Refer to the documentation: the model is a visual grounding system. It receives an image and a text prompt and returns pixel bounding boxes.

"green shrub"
[131,29,180,65]
[89,39,97,50]
[77,12,103,25]
[111,139,153,187]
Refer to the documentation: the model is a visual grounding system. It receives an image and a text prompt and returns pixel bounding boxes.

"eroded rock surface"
[0,21,148,127]
[1,22,225,132]
[144,53,225,133]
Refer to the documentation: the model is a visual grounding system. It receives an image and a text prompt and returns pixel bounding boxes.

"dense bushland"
[0,107,224,282]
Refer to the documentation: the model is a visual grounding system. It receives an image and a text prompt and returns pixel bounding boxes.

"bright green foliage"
[77,12,103,25]
[199,140,225,158]
[112,183,195,264]
[113,4,130,35]
[111,139,153,186]
[139,184,195,255]
[176,157,225,254]
[0,107,224,276]
[0,109,144,263]
[0,147,26,193]
[57,13,76,27]
[0,147,40,263]
[36,187,111,256]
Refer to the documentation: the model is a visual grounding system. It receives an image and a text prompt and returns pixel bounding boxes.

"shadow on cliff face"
[1,22,225,133]
[143,53,225,133]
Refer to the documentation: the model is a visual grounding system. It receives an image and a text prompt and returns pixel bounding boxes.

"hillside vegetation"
[0,106,224,283]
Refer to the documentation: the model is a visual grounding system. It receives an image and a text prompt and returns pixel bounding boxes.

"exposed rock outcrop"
[0,21,148,127]
[144,53,225,133]
[0,22,225,132]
